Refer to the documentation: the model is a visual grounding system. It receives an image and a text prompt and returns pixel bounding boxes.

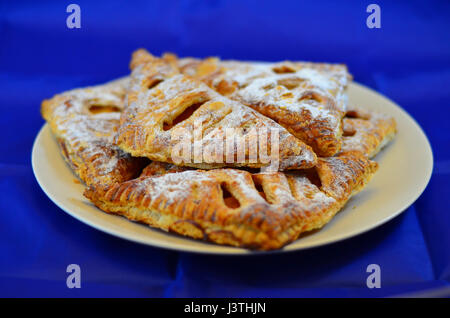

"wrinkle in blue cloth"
[1,0,449,297]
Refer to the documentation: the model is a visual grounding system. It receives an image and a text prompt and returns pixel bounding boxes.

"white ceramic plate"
[32,82,433,254]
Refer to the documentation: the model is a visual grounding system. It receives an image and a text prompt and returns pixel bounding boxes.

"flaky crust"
[115,50,317,171]
[178,56,351,157]
[40,53,392,251]
[341,106,397,158]
[41,78,148,186]
[84,152,378,250]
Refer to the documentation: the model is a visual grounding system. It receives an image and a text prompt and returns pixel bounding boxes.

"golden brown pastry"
[84,151,378,250]
[41,78,148,186]
[341,106,397,158]
[115,50,318,171]
[178,56,351,157]
[40,52,391,251]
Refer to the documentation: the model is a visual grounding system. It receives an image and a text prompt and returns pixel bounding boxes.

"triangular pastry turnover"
[84,151,378,250]
[41,79,381,250]
[40,52,391,251]
[115,50,317,171]
[41,78,148,186]
[340,106,397,158]
[179,56,351,157]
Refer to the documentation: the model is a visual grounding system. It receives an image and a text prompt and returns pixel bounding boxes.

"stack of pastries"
[41,49,396,250]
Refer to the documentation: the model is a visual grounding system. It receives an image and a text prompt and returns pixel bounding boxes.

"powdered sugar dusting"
[139,170,213,204]
[340,107,396,157]
[45,77,135,182]
[178,58,351,155]
[208,60,349,118]
[289,174,336,210]
[119,60,316,170]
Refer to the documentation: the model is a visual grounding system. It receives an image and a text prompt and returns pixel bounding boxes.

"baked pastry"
[41,78,148,186]
[84,151,378,250]
[178,56,351,157]
[341,106,397,158]
[116,50,317,170]
[40,51,392,251]
[115,49,318,171]
[40,79,381,250]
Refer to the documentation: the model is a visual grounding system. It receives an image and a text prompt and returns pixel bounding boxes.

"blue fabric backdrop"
[1,0,449,297]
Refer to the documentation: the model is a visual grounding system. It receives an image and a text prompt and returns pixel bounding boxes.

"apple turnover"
[41,77,148,186]
[341,106,397,158]
[39,51,397,251]
[115,50,317,171]
[178,56,351,157]
[85,151,377,250]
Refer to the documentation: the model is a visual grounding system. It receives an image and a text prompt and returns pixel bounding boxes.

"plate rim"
[31,81,434,255]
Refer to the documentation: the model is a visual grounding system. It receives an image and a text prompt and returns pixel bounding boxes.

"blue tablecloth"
[1,0,449,297]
